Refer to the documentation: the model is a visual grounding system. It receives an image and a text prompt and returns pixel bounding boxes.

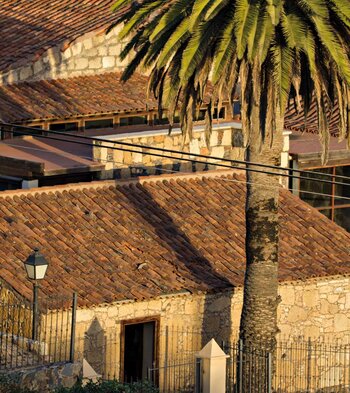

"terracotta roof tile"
[284,101,340,137]
[0,72,157,123]
[0,0,118,73]
[0,170,349,307]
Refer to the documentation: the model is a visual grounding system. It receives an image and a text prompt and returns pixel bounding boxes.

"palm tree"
[111,0,350,354]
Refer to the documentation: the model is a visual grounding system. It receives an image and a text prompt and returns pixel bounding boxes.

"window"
[85,119,113,130]
[298,165,350,232]
[153,111,181,125]
[119,116,148,126]
[196,107,226,121]
[233,101,241,116]
[49,122,78,132]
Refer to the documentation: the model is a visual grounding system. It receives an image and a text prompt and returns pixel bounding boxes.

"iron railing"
[0,293,77,370]
[71,324,350,393]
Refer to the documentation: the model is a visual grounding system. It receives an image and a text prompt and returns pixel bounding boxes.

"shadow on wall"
[84,317,107,376]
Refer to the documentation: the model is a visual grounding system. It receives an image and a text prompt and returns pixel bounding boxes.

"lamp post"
[24,248,49,341]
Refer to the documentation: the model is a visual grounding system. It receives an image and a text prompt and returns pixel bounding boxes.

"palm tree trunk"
[239,106,284,391]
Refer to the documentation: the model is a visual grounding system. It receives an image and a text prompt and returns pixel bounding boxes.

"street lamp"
[24,248,49,340]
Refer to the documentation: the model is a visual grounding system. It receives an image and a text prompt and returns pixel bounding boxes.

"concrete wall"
[0,26,128,85]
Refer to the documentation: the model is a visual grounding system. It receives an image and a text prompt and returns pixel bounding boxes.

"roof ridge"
[0,169,240,199]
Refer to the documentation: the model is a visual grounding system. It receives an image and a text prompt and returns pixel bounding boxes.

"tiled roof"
[0,0,117,73]
[0,73,157,123]
[284,101,340,137]
[0,171,349,307]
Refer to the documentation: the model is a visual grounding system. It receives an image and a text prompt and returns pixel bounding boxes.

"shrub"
[55,380,159,393]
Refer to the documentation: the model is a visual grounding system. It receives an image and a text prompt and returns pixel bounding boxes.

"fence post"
[69,292,77,363]
[267,352,272,393]
[164,326,169,390]
[238,339,243,393]
[196,339,229,393]
[32,283,39,341]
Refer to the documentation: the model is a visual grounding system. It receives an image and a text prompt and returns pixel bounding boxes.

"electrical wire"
[4,140,350,204]
[2,125,350,192]
[2,122,350,185]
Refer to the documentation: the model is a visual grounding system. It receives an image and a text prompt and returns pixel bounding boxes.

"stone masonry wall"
[93,126,247,180]
[0,26,128,85]
[57,275,350,380]
[1,362,81,393]
[93,125,290,182]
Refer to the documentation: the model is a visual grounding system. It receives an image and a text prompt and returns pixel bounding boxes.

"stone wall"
[93,125,291,181]
[0,26,128,85]
[56,275,350,381]
[93,125,247,180]
[278,276,350,338]
[1,362,81,393]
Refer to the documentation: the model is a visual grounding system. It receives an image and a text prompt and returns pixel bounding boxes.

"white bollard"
[196,339,229,393]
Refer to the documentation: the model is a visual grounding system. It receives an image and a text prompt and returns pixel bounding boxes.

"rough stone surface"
[0,25,128,85]
[62,276,350,379]
[2,362,82,393]
[93,127,247,179]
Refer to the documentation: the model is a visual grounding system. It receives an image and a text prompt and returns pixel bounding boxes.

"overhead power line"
[1,123,350,189]
[3,138,350,203]
[2,122,350,184]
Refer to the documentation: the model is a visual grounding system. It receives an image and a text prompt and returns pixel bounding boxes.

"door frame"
[119,316,160,382]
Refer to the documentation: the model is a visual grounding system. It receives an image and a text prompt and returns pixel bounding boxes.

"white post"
[196,339,229,393]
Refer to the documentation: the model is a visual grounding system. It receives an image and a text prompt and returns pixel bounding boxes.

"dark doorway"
[123,320,156,382]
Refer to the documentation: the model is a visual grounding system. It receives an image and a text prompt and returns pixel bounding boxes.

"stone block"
[19,66,33,81]
[303,290,319,308]
[303,325,320,338]
[208,296,230,313]
[62,47,72,60]
[7,69,19,83]
[102,56,115,68]
[209,131,218,146]
[108,45,119,56]
[221,129,232,145]
[47,47,61,65]
[85,48,99,57]
[189,138,200,155]
[211,146,225,158]
[334,314,350,332]
[75,58,89,70]
[280,286,295,306]
[93,35,105,45]
[89,58,102,69]
[98,46,108,56]
[71,42,83,56]
[287,306,308,323]
[83,38,93,50]
[33,60,44,74]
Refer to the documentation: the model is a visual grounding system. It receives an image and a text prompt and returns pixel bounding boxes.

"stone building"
[0,0,349,232]
[0,170,349,381]
[0,0,126,85]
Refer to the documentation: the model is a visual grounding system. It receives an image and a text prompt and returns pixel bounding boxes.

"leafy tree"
[111,0,350,359]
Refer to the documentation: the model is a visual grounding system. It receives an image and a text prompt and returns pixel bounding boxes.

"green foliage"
[55,380,159,393]
[111,0,350,157]
[0,376,158,393]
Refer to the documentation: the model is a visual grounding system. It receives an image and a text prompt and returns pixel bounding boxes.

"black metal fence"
[145,328,350,393]
[70,323,350,393]
[0,293,77,370]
